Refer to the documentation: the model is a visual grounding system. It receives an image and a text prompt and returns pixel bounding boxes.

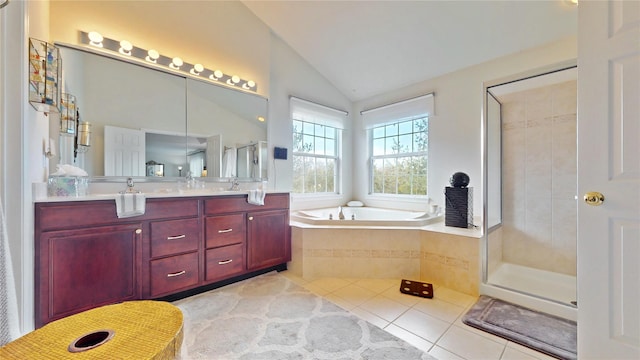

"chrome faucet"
[229,177,240,191]
[338,206,345,220]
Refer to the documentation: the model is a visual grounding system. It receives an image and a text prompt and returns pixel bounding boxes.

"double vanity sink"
[34,189,291,328]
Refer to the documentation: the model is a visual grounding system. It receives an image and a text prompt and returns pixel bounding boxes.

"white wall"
[267,32,353,209]
[353,37,577,216]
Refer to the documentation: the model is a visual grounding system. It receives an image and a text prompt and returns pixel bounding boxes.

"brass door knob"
[584,192,605,206]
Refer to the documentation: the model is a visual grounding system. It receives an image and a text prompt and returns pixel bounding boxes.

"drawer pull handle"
[218,259,233,265]
[167,234,186,240]
[167,270,186,277]
[218,229,233,233]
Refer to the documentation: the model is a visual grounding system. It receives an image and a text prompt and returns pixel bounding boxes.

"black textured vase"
[449,172,470,188]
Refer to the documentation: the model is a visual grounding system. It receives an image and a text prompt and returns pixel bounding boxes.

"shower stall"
[482,62,578,320]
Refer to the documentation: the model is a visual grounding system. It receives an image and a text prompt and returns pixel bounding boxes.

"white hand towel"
[247,189,265,206]
[115,193,146,218]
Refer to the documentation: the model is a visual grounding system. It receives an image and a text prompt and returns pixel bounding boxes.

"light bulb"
[190,63,204,75]
[170,57,183,69]
[146,49,159,63]
[257,116,265,122]
[88,31,103,47]
[209,70,223,81]
[227,75,240,86]
[119,40,133,55]
[242,80,256,90]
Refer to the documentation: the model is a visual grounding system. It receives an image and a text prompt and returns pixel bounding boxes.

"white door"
[104,125,146,176]
[577,1,640,358]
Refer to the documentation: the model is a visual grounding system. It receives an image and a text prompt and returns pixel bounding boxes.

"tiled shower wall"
[499,80,577,276]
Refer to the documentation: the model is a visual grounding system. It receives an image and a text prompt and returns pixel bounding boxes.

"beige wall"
[353,37,577,215]
[49,1,271,97]
[500,80,577,276]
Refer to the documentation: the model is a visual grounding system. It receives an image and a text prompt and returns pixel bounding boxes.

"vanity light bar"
[80,31,257,92]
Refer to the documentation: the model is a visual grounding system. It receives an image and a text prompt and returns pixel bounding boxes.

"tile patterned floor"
[280,271,557,360]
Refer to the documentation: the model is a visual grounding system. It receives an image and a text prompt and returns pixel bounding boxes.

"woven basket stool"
[0,300,183,360]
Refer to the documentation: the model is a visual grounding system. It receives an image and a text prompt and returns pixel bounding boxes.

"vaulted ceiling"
[243,1,578,101]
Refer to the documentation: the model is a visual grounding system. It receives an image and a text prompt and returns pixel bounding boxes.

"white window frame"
[290,97,347,196]
[369,116,429,196]
[362,93,434,198]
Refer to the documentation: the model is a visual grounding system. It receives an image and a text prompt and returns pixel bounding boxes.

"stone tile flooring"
[280,271,557,360]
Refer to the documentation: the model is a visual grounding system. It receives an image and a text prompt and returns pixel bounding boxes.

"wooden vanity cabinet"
[35,193,290,328]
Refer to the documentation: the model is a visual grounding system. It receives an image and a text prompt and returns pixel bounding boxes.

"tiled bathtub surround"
[290,227,480,296]
[498,80,577,276]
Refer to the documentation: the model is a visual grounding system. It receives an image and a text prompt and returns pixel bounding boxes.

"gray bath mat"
[462,295,577,360]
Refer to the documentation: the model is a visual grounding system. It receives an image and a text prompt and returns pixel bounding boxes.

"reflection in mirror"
[55,45,268,180]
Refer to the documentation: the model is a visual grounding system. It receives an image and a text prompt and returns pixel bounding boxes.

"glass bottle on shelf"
[28,38,61,113]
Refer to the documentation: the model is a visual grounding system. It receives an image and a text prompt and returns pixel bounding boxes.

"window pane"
[397,174,412,195]
[385,123,398,137]
[314,124,324,137]
[372,138,385,156]
[315,137,325,155]
[399,120,412,135]
[398,134,412,153]
[369,115,429,196]
[303,134,314,153]
[372,127,385,139]
[292,155,304,192]
[326,138,335,156]
[302,121,315,135]
[304,157,316,193]
[315,158,327,192]
[325,127,336,139]
[385,137,397,154]
[372,159,384,193]
[326,158,335,193]
[383,158,397,193]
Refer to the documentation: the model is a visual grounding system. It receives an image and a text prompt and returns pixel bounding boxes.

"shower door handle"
[584,191,605,206]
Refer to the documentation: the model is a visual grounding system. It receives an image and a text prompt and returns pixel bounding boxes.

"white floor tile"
[505,342,558,360]
[381,286,422,307]
[437,325,506,360]
[413,297,466,323]
[306,277,352,292]
[352,278,398,294]
[435,287,477,308]
[384,323,434,353]
[428,345,466,360]
[393,308,451,343]
[331,283,379,306]
[359,295,410,322]
[349,306,389,329]
[323,293,357,311]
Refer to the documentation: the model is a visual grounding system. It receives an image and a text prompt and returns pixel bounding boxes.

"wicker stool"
[0,300,183,359]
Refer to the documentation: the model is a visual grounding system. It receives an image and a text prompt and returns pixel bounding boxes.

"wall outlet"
[274,147,287,160]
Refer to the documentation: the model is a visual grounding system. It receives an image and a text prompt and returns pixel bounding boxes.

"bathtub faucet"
[338,206,345,220]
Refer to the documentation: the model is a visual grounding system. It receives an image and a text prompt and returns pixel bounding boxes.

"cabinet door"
[247,209,291,270]
[36,223,142,327]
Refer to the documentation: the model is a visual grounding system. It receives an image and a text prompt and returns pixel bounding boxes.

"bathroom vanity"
[34,192,290,328]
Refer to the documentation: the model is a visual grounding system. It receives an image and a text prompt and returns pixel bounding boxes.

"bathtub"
[291,206,441,227]
[289,206,480,295]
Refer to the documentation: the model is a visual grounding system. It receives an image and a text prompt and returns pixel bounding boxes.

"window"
[291,97,346,194]
[362,93,434,196]
[371,117,428,195]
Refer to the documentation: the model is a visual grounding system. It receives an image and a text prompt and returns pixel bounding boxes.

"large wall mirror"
[54,45,268,180]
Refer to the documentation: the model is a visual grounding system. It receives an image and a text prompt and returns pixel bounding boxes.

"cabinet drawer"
[150,218,199,258]
[150,252,198,297]
[204,193,289,215]
[205,214,245,249]
[206,244,244,282]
